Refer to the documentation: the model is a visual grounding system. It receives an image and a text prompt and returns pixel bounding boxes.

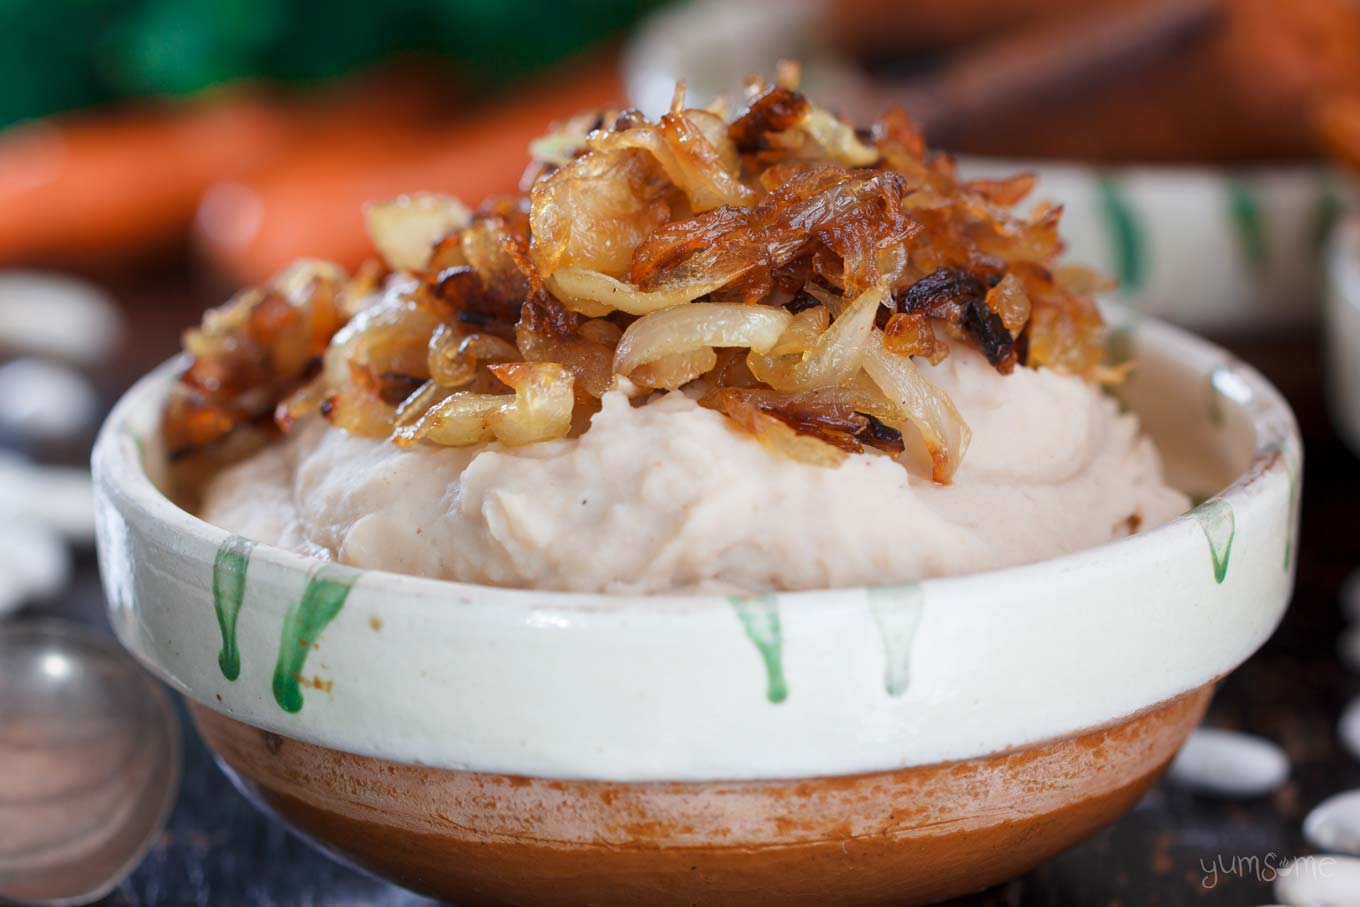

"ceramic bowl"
[625,0,1345,332]
[92,311,1300,907]
[1326,213,1360,456]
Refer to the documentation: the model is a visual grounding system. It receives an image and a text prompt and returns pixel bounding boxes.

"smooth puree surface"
[202,347,1188,594]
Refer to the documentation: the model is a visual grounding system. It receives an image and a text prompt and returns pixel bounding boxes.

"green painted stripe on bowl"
[867,584,925,697]
[1097,177,1145,295]
[1227,181,1266,268]
[212,536,254,682]
[273,565,359,714]
[1191,499,1235,585]
[729,595,788,704]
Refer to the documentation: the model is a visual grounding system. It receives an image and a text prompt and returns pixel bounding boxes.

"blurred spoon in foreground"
[0,620,180,906]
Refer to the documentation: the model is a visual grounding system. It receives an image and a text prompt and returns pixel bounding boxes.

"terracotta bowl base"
[191,685,1211,907]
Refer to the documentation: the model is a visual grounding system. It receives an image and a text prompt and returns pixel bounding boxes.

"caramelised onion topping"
[163,69,1107,485]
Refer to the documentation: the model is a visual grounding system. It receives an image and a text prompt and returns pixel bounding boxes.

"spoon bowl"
[0,620,180,907]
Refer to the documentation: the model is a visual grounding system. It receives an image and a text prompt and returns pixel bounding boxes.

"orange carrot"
[1317,94,1360,177]
[0,65,456,268]
[0,95,285,267]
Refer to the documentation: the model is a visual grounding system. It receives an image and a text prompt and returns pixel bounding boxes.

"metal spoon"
[0,620,181,906]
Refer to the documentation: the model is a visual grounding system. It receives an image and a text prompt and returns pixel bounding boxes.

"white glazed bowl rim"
[94,315,1296,613]
[93,311,1300,780]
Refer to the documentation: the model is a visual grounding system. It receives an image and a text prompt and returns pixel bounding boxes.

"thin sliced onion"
[724,395,847,467]
[546,265,750,317]
[769,306,829,356]
[591,112,754,212]
[527,111,607,168]
[862,336,971,483]
[324,291,441,388]
[883,312,947,363]
[322,376,396,439]
[578,317,623,345]
[273,259,349,305]
[630,348,718,390]
[395,362,574,447]
[393,393,500,447]
[485,362,576,445]
[529,148,670,279]
[800,108,880,167]
[393,379,450,428]
[614,303,792,376]
[428,326,520,388]
[516,322,615,399]
[802,282,843,313]
[985,273,1031,335]
[364,193,471,272]
[682,108,742,175]
[276,376,328,432]
[747,285,884,391]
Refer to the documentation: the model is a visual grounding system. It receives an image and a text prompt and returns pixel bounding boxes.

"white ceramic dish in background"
[625,0,1345,333]
[956,158,1339,331]
[90,309,1300,906]
[1327,214,1360,456]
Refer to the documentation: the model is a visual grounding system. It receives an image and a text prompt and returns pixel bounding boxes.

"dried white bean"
[1167,727,1289,799]
[0,358,97,441]
[1274,854,1360,906]
[1340,697,1360,763]
[1304,790,1360,856]
[0,519,69,616]
[0,271,121,364]
[0,453,94,541]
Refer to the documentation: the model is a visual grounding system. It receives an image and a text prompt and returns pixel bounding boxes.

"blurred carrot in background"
[0,0,653,281]
[195,57,622,285]
[831,0,1360,163]
[1318,95,1360,179]
[0,94,284,268]
[0,66,457,268]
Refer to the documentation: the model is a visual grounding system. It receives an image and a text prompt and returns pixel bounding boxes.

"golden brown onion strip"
[545,265,749,317]
[396,362,574,447]
[748,285,884,391]
[862,337,971,483]
[364,193,471,273]
[614,303,792,378]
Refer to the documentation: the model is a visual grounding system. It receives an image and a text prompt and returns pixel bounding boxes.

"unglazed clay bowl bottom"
[189,687,1211,907]
[93,309,1300,906]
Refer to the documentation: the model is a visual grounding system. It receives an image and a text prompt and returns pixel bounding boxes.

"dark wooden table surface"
[12,261,1359,906]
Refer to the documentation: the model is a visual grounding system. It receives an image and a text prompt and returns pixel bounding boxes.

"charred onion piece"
[728,85,810,154]
[898,268,1017,373]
